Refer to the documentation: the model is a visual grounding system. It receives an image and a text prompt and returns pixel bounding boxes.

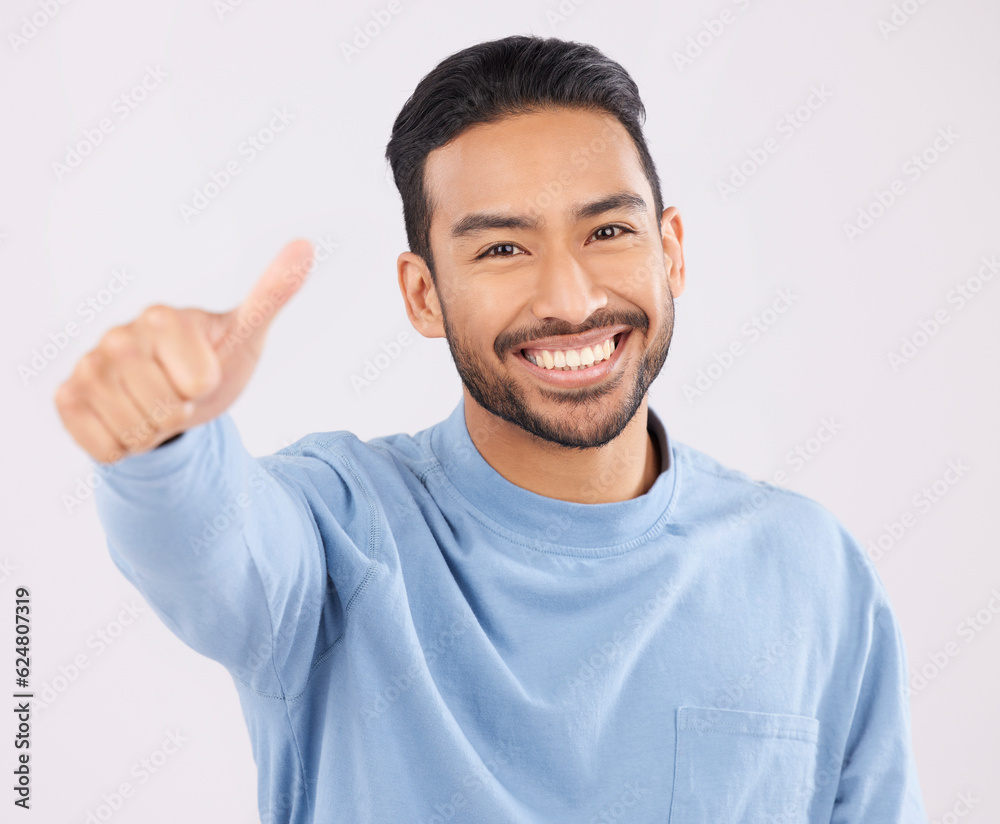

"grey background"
[3,0,998,820]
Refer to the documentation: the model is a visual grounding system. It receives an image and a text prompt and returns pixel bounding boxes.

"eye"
[474,224,635,261]
[477,242,525,260]
[589,224,634,242]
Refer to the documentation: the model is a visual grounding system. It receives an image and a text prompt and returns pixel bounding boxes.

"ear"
[398,251,446,339]
[660,206,686,298]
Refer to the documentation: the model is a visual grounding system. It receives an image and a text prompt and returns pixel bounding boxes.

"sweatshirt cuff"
[89,416,220,482]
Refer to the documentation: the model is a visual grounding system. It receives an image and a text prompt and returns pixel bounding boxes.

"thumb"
[222,238,315,351]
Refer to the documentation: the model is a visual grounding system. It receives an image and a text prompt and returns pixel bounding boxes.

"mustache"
[496,309,649,358]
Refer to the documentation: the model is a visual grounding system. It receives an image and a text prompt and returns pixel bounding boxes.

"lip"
[514,330,631,387]
[518,324,631,351]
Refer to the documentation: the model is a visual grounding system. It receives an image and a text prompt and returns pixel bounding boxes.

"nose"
[529,248,608,327]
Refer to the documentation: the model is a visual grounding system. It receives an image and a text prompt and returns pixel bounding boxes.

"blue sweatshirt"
[93,397,928,823]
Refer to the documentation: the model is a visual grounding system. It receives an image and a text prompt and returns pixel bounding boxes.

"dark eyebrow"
[449,191,648,239]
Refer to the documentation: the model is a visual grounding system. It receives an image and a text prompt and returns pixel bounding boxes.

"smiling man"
[402,104,677,504]
[57,35,927,824]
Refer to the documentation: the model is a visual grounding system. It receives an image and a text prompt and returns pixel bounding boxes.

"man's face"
[407,106,684,449]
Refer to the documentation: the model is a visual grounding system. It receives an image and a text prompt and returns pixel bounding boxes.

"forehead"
[424,107,647,232]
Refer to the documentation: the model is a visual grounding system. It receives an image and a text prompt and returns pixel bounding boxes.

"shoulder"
[672,438,885,606]
[257,421,440,494]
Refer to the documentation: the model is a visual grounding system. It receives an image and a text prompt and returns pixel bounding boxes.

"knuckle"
[74,351,104,382]
[100,326,138,358]
[52,381,73,406]
[53,381,76,409]
[188,365,219,397]
[140,304,174,329]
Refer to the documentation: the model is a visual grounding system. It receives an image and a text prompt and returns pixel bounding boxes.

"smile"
[516,330,630,385]
[523,331,622,370]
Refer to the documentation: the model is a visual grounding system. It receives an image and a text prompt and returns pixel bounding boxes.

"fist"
[54,239,315,464]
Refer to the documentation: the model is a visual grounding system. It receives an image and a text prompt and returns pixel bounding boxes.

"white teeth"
[523,333,620,371]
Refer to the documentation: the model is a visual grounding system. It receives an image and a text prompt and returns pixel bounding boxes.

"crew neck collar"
[428,397,679,554]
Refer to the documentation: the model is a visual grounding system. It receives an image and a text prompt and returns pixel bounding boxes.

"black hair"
[384,35,664,283]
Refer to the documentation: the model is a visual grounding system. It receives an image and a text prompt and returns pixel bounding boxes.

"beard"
[439,288,675,450]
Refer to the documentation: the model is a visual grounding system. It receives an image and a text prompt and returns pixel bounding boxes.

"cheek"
[460,285,521,333]
[614,248,667,297]
[449,277,507,316]
[446,304,506,356]
[478,288,514,320]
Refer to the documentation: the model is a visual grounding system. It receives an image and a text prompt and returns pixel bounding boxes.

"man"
[55,35,928,823]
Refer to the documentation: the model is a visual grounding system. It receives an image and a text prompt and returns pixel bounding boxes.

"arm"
[830,596,928,823]
[55,239,321,691]
[93,411,329,696]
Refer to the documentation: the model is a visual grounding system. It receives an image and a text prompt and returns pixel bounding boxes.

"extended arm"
[94,411,328,695]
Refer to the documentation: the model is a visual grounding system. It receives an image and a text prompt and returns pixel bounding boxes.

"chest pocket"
[668,706,821,823]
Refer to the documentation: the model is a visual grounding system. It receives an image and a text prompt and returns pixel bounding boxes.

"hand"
[54,239,315,464]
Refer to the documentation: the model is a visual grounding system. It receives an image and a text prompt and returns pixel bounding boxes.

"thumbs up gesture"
[54,239,315,464]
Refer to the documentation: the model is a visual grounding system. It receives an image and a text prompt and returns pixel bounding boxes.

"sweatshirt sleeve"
[92,411,331,698]
[830,595,929,823]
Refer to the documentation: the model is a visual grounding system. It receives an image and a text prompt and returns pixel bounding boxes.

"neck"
[462,388,662,504]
